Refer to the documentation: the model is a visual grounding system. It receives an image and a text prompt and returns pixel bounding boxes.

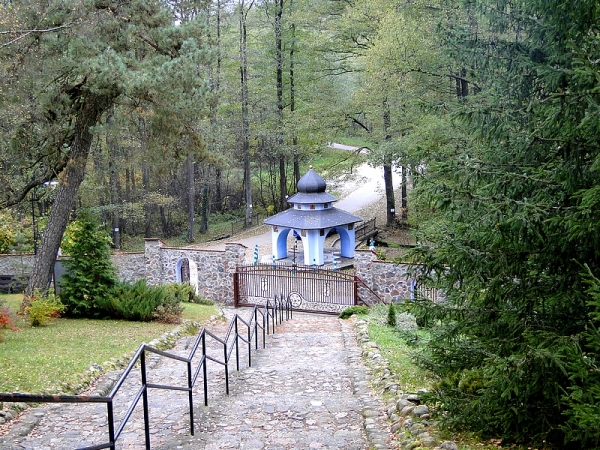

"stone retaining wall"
[0,254,35,276]
[1,243,439,306]
[354,250,443,303]
[354,250,413,303]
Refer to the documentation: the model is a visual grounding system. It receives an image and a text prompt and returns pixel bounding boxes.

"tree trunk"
[384,163,396,227]
[23,93,112,307]
[142,162,151,238]
[240,1,253,225]
[107,106,122,249]
[215,166,223,212]
[199,164,210,233]
[289,2,300,185]
[291,41,300,185]
[382,97,396,227]
[279,158,287,211]
[187,152,195,242]
[401,165,407,220]
[275,0,287,211]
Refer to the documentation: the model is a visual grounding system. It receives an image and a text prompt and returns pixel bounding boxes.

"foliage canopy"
[407,0,600,447]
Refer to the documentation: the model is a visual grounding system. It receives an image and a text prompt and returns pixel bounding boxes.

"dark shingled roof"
[264,207,362,229]
[287,191,337,204]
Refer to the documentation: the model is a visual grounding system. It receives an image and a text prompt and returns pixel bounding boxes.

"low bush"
[164,282,197,303]
[193,296,215,306]
[109,280,183,323]
[164,282,214,305]
[25,291,65,326]
[339,305,369,319]
[0,298,18,341]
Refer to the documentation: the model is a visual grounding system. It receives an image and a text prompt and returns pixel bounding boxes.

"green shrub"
[164,282,195,302]
[561,267,600,447]
[164,282,214,305]
[387,302,397,327]
[193,295,214,306]
[339,305,369,319]
[59,213,118,318]
[152,296,184,324]
[25,291,65,326]
[109,280,183,323]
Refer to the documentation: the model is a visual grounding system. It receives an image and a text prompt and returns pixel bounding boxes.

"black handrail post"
[263,303,267,346]
[234,316,240,372]
[273,299,276,333]
[107,401,116,450]
[140,350,151,450]
[224,342,230,395]
[247,320,252,368]
[254,307,259,350]
[187,360,194,436]
[266,300,270,336]
[202,332,208,406]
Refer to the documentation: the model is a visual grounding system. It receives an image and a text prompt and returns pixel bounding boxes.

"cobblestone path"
[0,310,394,450]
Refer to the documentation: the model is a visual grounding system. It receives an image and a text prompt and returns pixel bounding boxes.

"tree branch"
[0,24,74,48]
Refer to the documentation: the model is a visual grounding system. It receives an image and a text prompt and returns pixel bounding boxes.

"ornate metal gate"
[234,264,358,314]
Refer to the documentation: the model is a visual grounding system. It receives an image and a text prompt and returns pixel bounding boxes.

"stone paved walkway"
[0,309,395,450]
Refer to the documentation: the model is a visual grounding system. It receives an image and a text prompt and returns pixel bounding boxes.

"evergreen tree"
[59,212,118,318]
[408,0,600,447]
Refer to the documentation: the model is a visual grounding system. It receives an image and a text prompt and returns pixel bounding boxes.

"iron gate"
[234,264,358,314]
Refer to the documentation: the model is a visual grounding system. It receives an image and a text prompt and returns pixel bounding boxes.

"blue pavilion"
[263,168,362,266]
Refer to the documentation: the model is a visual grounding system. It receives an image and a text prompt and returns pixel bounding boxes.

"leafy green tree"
[59,213,118,318]
[408,0,600,446]
[0,0,213,301]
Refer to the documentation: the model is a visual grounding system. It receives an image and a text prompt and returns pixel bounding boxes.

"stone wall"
[354,250,444,303]
[144,239,246,305]
[0,254,35,276]
[0,241,246,305]
[1,244,442,306]
[112,252,145,283]
[0,252,145,283]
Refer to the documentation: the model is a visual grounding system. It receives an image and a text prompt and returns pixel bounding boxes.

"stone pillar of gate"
[144,238,164,287]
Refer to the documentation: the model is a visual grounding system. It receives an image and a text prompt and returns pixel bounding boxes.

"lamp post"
[292,235,298,274]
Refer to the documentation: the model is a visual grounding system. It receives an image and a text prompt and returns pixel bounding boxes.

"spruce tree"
[59,213,118,318]
[408,0,600,446]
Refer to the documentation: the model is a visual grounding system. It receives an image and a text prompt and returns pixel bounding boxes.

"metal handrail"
[0,299,293,450]
[355,217,377,241]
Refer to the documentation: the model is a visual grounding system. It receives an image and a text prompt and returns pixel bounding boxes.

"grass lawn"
[364,305,528,450]
[365,305,434,393]
[0,294,218,394]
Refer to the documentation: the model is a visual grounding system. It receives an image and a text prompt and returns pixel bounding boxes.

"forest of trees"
[1,0,600,447]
